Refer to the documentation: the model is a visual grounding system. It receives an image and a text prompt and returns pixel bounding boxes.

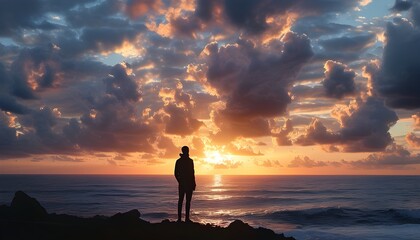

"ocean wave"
[260,207,420,226]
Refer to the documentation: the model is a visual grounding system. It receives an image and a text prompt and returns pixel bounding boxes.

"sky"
[0,0,420,175]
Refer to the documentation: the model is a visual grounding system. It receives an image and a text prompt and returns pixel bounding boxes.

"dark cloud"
[206,32,312,141]
[0,0,43,35]
[196,0,215,21]
[295,118,338,146]
[104,63,141,102]
[0,62,161,159]
[6,45,71,101]
[319,33,376,53]
[390,0,413,12]
[322,60,356,99]
[347,144,420,169]
[162,103,203,136]
[157,135,179,158]
[412,3,420,26]
[221,0,360,34]
[296,97,398,152]
[223,0,276,34]
[80,26,140,53]
[274,119,293,146]
[0,94,30,114]
[372,18,420,109]
[0,112,19,157]
[293,16,354,38]
[334,97,398,152]
[170,15,203,38]
[1,0,418,165]
[0,63,30,114]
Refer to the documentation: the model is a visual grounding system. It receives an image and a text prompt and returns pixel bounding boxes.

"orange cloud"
[126,0,163,19]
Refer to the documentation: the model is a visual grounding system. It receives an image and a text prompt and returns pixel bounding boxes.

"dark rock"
[10,190,47,219]
[0,192,295,240]
[228,219,253,231]
[161,219,171,223]
[110,209,141,223]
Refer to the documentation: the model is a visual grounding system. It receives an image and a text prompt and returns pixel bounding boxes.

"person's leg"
[185,190,193,221]
[178,186,185,222]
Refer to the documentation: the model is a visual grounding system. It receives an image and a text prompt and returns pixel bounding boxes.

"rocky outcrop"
[0,191,295,240]
[11,191,48,217]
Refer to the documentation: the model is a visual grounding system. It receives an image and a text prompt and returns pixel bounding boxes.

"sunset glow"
[0,0,419,175]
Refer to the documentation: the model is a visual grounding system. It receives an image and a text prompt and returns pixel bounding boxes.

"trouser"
[178,185,193,220]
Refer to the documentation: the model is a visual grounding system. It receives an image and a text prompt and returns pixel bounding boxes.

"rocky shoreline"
[0,191,295,240]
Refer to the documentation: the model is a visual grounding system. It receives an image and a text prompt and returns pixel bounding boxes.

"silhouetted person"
[174,146,196,223]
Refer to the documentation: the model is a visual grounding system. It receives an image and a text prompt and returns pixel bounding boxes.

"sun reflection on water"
[213,174,222,187]
[207,174,230,200]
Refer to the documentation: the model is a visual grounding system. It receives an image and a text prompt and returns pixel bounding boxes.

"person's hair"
[181,146,189,154]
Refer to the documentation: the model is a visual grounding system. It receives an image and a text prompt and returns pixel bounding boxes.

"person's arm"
[192,160,196,191]
[174,160,180,183]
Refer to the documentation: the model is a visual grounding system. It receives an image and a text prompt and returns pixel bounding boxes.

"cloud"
[213,159,242,169]
[292,85,324,100]
[0,0,418,168]
[126,0,163,19]
[206,32,312,141]
[412,3,420,26]
[347,144,420,169]
[296,97,398,152]
[0,62,161,159]
[412,112,420,128]
[292,16,354,38]
[226,144,263,156]
[107,159,117,166]
[274,119,293,146]
[372,17,420,109]
[157,135,179,158]
[221,0,360,34]
[104,63,141,102]
[406,132,420,147]
[51,155,84,162]
[288,156,331,168]
[254,159,282,167]
[0,94,29,114]
[319,33,376,53]
[9,47,59,99]
[162,103,203,136]
[211,114,271,143]
[295,118,339,145]
[322,60,356,99]
[0,0,43,35]
[390,0,413,12]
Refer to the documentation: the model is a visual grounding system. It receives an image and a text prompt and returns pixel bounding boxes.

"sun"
[203,150,226,165]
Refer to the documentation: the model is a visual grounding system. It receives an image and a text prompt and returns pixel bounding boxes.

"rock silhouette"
[0,191,295,240]
[10,190,48,219]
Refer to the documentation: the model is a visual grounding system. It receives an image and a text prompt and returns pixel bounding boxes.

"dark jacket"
[174,154,196,191]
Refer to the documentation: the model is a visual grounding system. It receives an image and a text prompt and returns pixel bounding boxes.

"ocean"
[0,175,419,240]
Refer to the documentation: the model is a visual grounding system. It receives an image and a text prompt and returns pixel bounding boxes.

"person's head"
[181,146,189,155]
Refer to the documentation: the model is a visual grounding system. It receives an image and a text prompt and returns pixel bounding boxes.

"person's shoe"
[185,218,193,223]
[177,219,183,223]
